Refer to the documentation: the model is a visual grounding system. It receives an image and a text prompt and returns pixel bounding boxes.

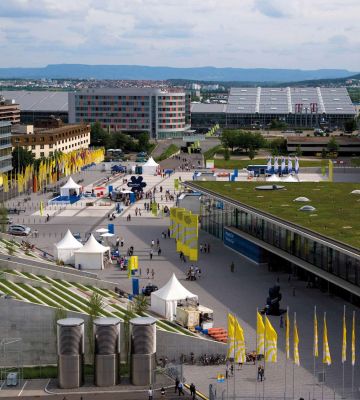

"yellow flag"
[323,313,331,365]
[257,311,265,355]
[227,313,235,359]
[265,316,277,362]
[286,309,290,360]
[342,307,347,363]
[314,306,319,358]
[294,313,300,366]
[352,311,356,366]
[39,201,44,216]
[234,317,246,363]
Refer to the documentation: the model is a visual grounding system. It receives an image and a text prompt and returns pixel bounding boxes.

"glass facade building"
[0,121,13,173]
[69,88,191,139]
[188,182,360,304]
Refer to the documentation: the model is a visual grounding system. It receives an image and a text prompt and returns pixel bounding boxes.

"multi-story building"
[11,120,90,159]
[0,121,13,173]
[68,88,191,139]
[0,96,20,124]
[191,87,357,130]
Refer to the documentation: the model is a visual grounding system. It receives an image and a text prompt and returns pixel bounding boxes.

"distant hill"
[0,64,357,82]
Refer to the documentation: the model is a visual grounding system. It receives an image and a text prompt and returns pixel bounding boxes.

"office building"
[69,88,191,139]
[0,96,20,124]
[186,181,360,305]
[12,120,90,159]
[191,87,356,129]
[0,121,13,173]
[0,91,68,124]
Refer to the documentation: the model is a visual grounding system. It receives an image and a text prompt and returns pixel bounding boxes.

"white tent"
[283,175,299,183]
[150,273,198,321]
[60,177,82,197]
[142,157,159,175]
[266,174,281,182]
[54,229,83,264]
[74,234,110,270]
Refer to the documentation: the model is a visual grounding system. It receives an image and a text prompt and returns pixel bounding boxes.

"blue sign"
[108,223,114,234]
[132,278,139,295]
[224,228,263,263]
[127,176,147,193]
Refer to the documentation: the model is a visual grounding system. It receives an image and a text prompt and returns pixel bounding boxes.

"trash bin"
[6,372,18,386]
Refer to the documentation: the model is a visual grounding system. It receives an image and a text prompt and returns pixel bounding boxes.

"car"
[142,284,158,296]
[0,217,12,225]
[8,224,31,236]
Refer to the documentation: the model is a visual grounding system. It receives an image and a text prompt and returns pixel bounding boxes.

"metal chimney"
[57,318,84,389]
[93,317,121,387]
[130,317,157,386]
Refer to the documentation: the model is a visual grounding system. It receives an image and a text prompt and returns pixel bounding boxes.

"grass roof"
[193,181,360,250]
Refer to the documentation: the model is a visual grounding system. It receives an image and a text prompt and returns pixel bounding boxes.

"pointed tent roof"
[151,273,197,301]
[143,157,159,167]
[61,176,82,190]
[283,175,299,182]
[75,234,110,254]
[266,174,281,182]
[55,229,83,250]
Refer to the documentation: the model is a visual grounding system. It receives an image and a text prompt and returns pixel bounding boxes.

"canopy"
[283,175,299,183]
[150,273,197,321]
[54,229,83,265]
[266,174,281,182]
[74,234,110,270]
[60,177,82,197]
[142,157,159,175]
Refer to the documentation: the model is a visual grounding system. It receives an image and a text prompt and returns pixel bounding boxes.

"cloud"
[253,0,290,18]
[0,0,359,70]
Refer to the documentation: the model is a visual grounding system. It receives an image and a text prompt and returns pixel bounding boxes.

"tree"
[321,148,327,159]
[268,138,287,156]
[295,145,302,157]
[223,148,230,161]
[132,295,149,315]
[327,137,339,153]
[248,146,256,160]
[221,130,238,152]
[137,132,150,152]
[270,119,287,130]
[344,119,356,133]
[86,293,104,359]
[90,122,110,148]
[0,203,8,233]
[12,147,35,172]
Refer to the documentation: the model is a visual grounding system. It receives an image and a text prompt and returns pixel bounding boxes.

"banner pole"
[342,305,346,399]
[255,308,258,400]
[233,315,236,400]
[292,312,296,400]
[313,306,317,400]
[263,314,266,400]
[351,311,355,398]
[284,306,288,400]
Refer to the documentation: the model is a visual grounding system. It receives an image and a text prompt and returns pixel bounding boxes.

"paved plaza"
[2,156,360,399]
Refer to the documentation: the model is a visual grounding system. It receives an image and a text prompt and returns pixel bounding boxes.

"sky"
[0,0,359,70]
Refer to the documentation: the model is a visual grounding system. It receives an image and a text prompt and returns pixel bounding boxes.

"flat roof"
[287,136,360,145]
[190,181,360,250]
[0,90,68,111]
[190,103,226,113]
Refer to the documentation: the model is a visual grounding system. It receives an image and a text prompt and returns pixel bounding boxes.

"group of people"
[199,242,210,253]
[186,265,201,281]
[149,238,162,260]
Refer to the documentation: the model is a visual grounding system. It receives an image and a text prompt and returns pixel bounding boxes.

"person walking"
[150,249,153,260]
[158,247,162,256]
[120,237,124,247]
[257,366,262,381]
[199,244,203,253]
[230,261,235,273]
[148,386,153,400]
[151,269,155,280]
[175,377,180,393]
[161,386,166,397]
[178,381,185,396]
[116,236,120,247]
[190,383,196,399]
[207,242,210,253]
[146,268,150,279]
[151,239,155,248]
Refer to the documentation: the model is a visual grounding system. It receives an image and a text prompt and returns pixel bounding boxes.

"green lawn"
[155,144,180,162]
[194,181,360,249]
[214,158,326,169]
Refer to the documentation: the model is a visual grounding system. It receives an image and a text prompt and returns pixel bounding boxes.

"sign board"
[127,176,147,192]
[206,160,215,169]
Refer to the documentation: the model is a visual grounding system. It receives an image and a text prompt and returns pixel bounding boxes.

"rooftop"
[287,136,360,144]
[191,181,360,250]
[0,90,68,111]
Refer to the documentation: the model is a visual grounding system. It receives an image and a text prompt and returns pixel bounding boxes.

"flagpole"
[351,311,355,398]
[285,307,289,400]
[233,314,236,400]
[342,305,346,399]
[313,306,317,400]
[321,312,325,400]
[292,312,296,400]
[263,313,266,400]
[255,308,258,400]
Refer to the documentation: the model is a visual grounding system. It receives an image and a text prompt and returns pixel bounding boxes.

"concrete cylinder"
[94,317,121,387]
[57,318,84,389]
